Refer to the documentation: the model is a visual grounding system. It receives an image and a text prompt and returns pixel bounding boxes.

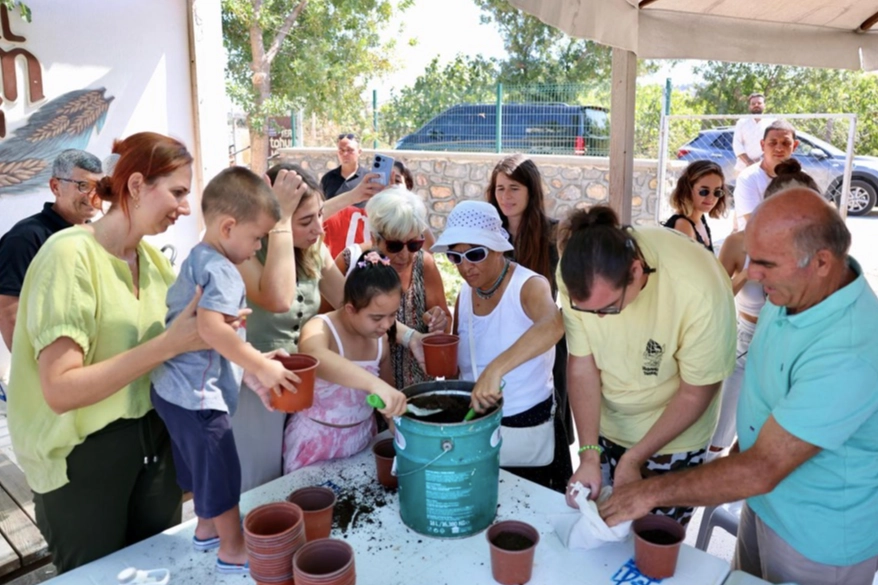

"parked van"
[395,103,609,156]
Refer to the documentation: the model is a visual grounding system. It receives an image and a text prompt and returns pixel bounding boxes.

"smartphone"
[370,153,395,186]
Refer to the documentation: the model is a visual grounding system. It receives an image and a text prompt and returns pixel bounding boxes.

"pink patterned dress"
[282,315,379,473]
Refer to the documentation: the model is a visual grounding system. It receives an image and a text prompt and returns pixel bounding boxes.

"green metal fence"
[377,82,611,157]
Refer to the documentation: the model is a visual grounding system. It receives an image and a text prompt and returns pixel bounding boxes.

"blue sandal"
[216,559,249,575]
[192,535,221,552]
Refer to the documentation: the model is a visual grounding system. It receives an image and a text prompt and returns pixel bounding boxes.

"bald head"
[750,188,850,266]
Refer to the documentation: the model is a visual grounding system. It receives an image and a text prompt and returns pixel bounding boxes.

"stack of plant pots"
[293,539,356,585]
[244,501,307,585]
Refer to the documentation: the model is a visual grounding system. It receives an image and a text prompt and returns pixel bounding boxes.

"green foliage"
[0,0,30,21]
[223,0,409,136]
[379,55,499,145]
[378,0,661,148]
[474,0,613,87]
[691,61,878,155]
[434,253,464,308]
[635,83,704,158]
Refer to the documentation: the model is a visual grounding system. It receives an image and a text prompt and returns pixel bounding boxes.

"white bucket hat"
[431,201,514,254]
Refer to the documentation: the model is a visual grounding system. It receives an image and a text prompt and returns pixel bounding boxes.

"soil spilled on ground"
[332,482,390,534]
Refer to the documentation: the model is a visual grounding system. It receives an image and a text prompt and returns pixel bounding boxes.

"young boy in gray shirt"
[151,167,298,575]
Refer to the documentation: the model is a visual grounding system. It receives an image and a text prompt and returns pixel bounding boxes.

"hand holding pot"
[422,307,448,333]
[244,349,290,411]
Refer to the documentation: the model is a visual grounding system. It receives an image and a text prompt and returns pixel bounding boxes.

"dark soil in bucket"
[637,529,682,545]
[492,531,534,551]
[408,394,497,423]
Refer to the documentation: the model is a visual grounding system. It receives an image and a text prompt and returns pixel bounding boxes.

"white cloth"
[734,164,772,229]
[458,264,554,417]
[552,484,631,550]
[733,117,774,172]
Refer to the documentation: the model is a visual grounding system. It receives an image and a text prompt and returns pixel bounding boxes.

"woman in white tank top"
[431,201,572,493]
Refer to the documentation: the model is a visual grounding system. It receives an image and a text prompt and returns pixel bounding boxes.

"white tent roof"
[507,0,878,71]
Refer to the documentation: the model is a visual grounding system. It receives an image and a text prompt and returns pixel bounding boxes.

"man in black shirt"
[0,149,103,350]
[319,133,368,199]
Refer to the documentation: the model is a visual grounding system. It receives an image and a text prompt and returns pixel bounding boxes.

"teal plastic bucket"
[394,380,502,538]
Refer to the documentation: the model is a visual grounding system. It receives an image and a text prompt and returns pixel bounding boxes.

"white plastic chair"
[695,500,743,551]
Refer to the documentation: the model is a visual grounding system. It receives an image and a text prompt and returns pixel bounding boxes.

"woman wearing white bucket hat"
[432,201,572,492]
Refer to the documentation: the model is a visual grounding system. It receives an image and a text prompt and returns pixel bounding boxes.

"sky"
[375,0,507,96]
[374,0,699,98]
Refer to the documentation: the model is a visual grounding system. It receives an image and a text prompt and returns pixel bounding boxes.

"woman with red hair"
[7,132,207,572]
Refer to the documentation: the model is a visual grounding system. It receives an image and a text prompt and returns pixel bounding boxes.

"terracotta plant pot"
[487,520,539,585]
[633,514,686,579]
[271,354,319,413]
[372,438,397,489]
[293,538,356,585]
[421,334,459,378]
[244,501,307,583]
[287,486,337,541]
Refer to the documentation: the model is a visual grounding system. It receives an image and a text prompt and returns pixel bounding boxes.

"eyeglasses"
[445,246,489,265]
[697,187,725,198]
[337,133,357,141]
[56,177,97,194]
[569,280,628,315]
[382,238,425,254]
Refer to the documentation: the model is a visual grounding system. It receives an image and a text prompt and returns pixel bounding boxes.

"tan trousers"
[733,503,878,585]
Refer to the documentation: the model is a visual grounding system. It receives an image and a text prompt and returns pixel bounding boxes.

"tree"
[692,61,878,155]
[379,55,499,145]
[223,0,409,174]
[474,0,613,88]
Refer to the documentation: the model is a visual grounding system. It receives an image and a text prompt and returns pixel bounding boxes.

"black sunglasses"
[337,133,357,141]
[383,238,425,254]
[569,280,628,315]
[445,246,489,265]
[697,187,725,198]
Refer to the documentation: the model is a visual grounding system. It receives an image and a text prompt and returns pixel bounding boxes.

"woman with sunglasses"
[663,160,728,253]
[333,187,450,388]
[558,205,736,525]
[432,201,572,493]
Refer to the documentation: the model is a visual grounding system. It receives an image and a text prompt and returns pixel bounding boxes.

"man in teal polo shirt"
[599,188,878,585]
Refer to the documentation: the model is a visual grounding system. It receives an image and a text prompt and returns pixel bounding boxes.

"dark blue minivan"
[395,103,609,156]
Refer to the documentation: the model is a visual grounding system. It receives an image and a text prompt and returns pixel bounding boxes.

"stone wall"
[278,148,669,231]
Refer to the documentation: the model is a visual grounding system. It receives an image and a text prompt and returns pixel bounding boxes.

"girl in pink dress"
[283,251,408,472]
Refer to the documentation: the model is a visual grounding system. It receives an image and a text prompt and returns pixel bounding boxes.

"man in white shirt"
[733,94,774,175]
[734,120,799,229]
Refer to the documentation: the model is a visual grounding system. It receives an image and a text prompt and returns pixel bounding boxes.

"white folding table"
[46,445,731,585]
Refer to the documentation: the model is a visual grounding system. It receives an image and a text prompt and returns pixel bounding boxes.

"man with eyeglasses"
[600,190,878,585]
[556,204,735,527]
[320,133,369,200]
[0,149,103,350]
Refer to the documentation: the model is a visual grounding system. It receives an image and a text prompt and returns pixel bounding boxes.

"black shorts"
[151,387,241,519]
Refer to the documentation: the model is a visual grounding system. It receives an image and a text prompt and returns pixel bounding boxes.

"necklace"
[475,258,510,300]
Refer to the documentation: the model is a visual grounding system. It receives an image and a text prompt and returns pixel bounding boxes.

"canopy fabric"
[507,0,878,71]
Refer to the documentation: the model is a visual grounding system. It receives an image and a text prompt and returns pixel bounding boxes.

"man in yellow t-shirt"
[558,205,735,524]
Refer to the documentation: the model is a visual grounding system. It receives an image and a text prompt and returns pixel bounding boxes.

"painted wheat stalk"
[0,159,47,187]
